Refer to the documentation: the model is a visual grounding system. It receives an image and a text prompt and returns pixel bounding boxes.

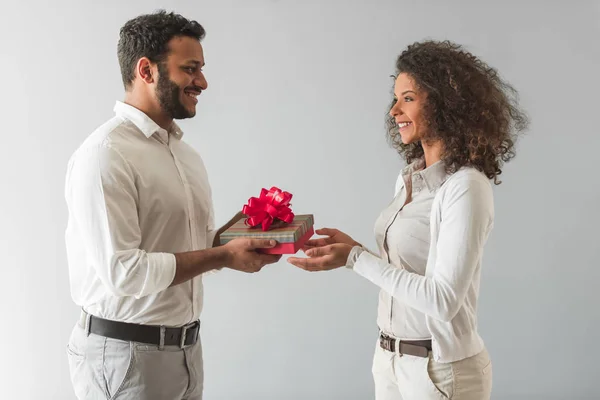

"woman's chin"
[400,135,414,145]
[400,131,422,145]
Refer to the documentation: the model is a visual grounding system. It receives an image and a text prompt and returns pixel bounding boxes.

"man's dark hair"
[117,10,205,90]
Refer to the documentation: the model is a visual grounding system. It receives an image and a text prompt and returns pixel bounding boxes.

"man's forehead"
[166,36,204,62]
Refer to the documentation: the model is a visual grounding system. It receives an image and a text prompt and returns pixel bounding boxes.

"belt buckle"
[380,335,392,352]
[180,321,199,349]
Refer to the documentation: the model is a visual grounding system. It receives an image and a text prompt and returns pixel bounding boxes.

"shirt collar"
[113,101,184,141]
[402,158,449,192]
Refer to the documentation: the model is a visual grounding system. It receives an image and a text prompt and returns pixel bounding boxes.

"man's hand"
[288,243,353,272]
[303,228,360,249]
[223,238,282,273]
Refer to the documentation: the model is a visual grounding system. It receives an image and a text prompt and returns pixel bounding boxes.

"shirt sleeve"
[66,144,176,299]
[206,202,218,249]
[203,202,221,276]
[351,177,494,322]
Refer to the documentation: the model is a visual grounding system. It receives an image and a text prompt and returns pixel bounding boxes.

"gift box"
[218,186,314,254]
[219,214,315,254]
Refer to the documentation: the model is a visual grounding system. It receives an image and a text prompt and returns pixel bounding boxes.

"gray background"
[1,0,598,399]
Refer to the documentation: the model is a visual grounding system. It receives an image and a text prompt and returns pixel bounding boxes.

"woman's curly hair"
[386,40,529,184]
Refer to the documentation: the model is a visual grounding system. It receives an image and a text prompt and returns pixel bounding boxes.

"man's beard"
[156,63,195,120]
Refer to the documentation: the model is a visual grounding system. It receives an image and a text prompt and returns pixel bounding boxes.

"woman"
[288,40,528,400]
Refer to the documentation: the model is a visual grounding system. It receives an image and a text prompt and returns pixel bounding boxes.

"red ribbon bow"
[242,186,295,231]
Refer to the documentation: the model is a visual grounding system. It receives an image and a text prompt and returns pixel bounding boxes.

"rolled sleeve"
[139,252,177,297]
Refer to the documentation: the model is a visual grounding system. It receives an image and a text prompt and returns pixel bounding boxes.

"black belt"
[379,332,432,358]
[79,311,200,349]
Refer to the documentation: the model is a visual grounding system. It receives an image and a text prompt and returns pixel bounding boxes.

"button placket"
[382,185,410,331]
[168,139,198,320]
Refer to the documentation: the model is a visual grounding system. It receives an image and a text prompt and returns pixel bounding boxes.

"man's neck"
[123,92,172,131]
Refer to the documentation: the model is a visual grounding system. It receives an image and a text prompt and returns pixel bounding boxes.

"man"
[64,10,280,400]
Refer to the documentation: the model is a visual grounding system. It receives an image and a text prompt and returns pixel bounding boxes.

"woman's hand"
[303,228,360,249]
[288,243,354,272]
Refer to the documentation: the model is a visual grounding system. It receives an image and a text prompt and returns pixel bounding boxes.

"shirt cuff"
[351,250,395,285]
[345,245,366,269]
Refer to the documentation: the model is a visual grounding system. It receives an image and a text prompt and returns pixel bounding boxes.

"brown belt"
[379,332,432,358]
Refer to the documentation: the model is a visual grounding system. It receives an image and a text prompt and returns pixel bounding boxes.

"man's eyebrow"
[183,60,205,67]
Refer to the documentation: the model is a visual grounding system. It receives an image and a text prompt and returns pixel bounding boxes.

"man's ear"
[136,57,155,84]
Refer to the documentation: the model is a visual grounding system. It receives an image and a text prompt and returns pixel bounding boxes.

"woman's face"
[389,73,427,145]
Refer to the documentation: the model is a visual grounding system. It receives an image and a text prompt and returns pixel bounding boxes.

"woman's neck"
[421,140,443,168]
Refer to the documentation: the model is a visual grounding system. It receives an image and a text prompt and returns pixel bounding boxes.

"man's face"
[155,36,207,120]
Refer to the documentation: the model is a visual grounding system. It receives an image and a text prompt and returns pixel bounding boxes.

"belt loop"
[84,312,92,337]
[158,326,166,351]
[180,325,188,349]
[395,338,402,357]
